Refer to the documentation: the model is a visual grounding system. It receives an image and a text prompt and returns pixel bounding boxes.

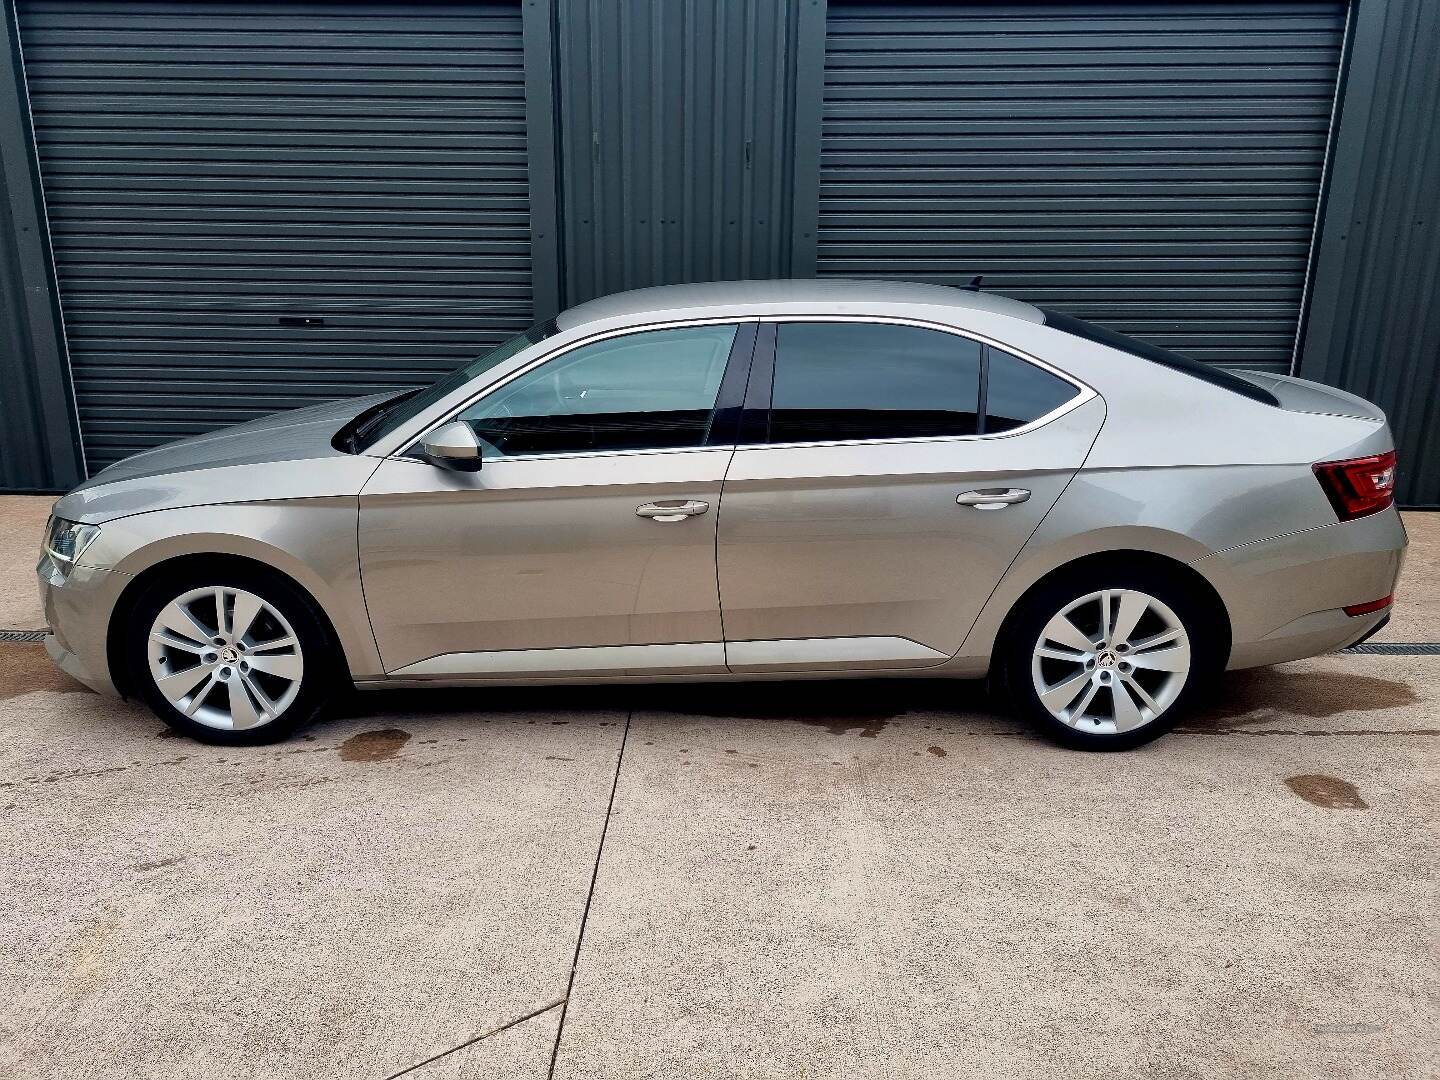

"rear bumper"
[1196,506,1406,670]
[37,555,127,697]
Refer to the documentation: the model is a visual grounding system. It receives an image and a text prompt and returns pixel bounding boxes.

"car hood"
[53,394,393,525]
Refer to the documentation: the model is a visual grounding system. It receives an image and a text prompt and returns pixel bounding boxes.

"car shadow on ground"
[1,642,1422,741]
[336,675,997,727]
[334,661,1427,739]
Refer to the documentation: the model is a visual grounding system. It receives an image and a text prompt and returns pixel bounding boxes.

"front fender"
[90,498,383,682]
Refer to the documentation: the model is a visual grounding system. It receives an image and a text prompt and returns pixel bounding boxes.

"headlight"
[44,517,101,566]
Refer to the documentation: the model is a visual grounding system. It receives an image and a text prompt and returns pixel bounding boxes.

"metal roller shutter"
[17,0,531,471]
[818,1,1347,372]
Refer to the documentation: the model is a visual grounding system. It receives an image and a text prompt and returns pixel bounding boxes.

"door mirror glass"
[419,420,483,472]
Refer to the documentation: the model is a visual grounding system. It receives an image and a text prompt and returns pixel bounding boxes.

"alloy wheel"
[1029,588,1191,735]
[146,585,304,731]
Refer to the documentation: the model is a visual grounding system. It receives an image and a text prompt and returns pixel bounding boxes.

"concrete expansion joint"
[546,707,634,1079]
[382,997,568,1079]
[377,710,638,1080]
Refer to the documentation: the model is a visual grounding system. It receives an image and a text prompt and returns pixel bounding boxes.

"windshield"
[352,319,559,451]
[1040,308,1279,408]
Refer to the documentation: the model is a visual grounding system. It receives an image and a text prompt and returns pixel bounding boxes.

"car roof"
[555,278,1044,330]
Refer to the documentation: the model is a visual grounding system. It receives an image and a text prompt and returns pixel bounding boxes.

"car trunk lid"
[1230,371,1385,422]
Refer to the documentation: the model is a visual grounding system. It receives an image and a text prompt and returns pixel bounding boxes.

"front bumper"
[37,554,129,697]
[1197,507,1407,670]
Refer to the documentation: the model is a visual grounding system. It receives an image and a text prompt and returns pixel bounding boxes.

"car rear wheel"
[999,570,1221,750]
[126,568,337,744]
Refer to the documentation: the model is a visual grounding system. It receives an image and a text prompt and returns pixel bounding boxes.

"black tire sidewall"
[1000,567,1222,751]
[126,566,337,745]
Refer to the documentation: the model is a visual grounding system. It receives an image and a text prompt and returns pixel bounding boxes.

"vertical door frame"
[522,0,564,319]
[787,0,826,278]
[1294,0,1392,383]
[0,0,84,489]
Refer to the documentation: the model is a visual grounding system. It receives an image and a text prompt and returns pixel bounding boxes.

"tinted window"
[1041,307,1279,407]
[769,322,981,443]
[456,323,737,457]
[985,348,1080,433]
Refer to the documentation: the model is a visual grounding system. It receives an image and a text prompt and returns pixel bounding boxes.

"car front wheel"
[1000,571,1221,750]
[126,568,337,744]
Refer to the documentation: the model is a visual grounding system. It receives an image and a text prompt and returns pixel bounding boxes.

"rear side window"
[769,322,981,443]
[985,347,1081,433]
[1041,307,1279,407]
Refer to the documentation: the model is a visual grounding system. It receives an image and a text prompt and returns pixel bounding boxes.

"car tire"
[125,565,339,745]
[997,567,1223,751]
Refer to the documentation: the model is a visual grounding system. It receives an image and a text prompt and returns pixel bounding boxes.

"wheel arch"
[107,552,354,700]
[965,545,1233,676]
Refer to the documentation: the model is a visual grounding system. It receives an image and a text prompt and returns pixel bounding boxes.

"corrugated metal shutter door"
[17,0,530,470]
[818,1,1346,372]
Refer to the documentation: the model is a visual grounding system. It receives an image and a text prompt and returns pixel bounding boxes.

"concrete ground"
[1,498,1436,1079]
[0,496,52,630]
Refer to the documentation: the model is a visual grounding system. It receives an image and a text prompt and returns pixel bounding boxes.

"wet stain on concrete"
[797,718,889,738]
[926,745,948,758]
[5,755,190,789]
[1286,774,1369,809]
[132,856,185,873]
[0,643,92,700]
[338,728,412,762]
[1184,669,1420,732]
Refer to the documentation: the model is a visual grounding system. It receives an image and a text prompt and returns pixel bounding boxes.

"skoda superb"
[39,280,1405,750]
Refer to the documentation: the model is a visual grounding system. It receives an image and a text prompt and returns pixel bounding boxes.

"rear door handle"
[956,488,1031,510]
[636,500,709,522]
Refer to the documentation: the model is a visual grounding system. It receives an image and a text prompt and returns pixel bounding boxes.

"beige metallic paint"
[359,448,733,672]
[36,280,1407,701]
[718,396,1105,664]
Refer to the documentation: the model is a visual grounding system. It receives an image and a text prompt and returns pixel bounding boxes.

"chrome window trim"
[375,311,1097,464]
[752,314,1098,450]
[371,316,757,461]
[388,443,739,466]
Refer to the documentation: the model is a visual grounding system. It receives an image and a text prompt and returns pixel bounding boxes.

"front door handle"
[956,488,1031,510]
[636,500,710,522]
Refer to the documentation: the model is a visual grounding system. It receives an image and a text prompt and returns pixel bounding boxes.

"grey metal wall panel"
[16,0,532,470]
[817,0,1346,372]
[1298,0,1440,506]
[0,0,82,491]
[555,0,799,306]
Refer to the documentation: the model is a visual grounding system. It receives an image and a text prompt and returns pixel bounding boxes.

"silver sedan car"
[39,280,1405,750]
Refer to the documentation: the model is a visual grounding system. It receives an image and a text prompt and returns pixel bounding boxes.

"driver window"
[458,323,739,458]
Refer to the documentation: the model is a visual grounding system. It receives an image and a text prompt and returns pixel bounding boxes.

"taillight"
[1313,450,1397,521]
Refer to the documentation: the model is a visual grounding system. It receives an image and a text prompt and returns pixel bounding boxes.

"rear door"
[715,319,1104,673]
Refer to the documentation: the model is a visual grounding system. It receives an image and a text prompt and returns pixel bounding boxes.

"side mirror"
[419,420,482,472]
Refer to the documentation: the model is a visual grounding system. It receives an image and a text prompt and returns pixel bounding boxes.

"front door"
[360,321,753,678]
[716,320,1103,672]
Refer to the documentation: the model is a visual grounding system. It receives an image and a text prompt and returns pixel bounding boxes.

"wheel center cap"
[220,646,239,664]
[1097,650,1117,668]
